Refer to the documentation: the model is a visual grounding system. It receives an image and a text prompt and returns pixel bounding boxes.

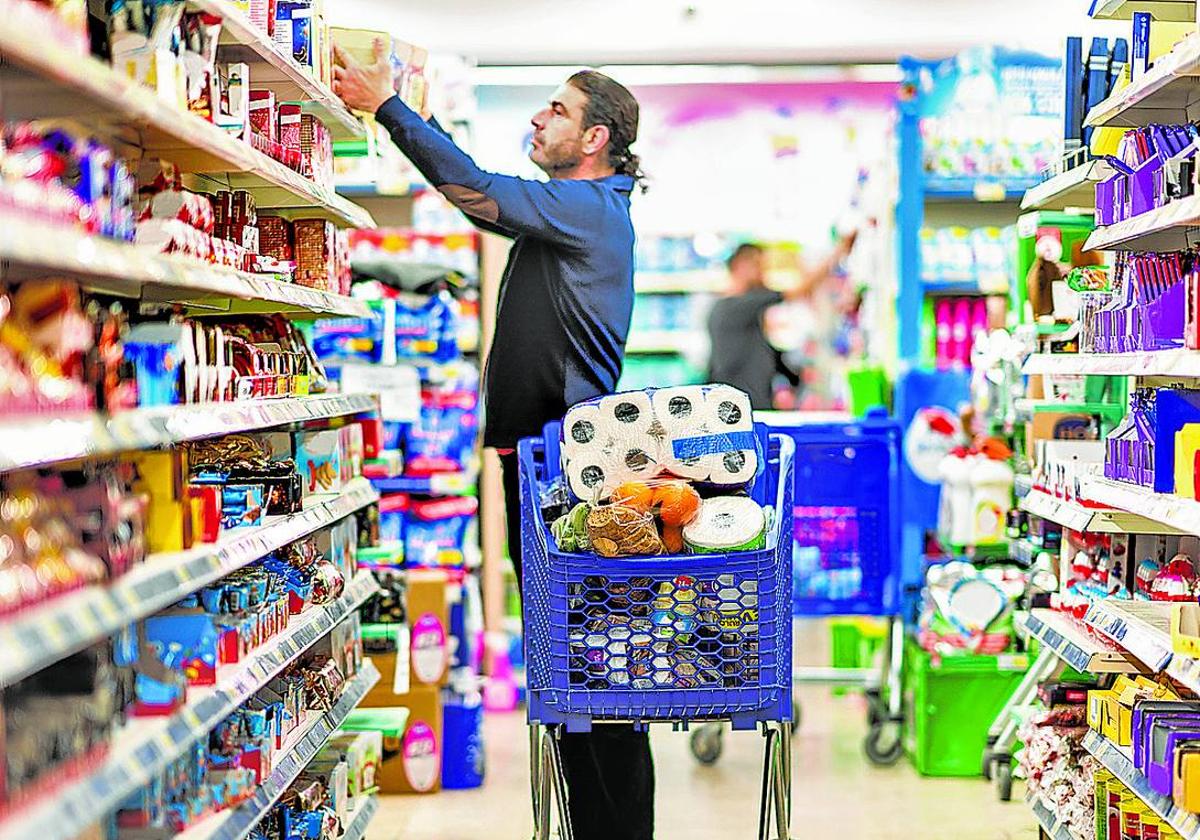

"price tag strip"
[1027,791,1077,840]
[0,579,380,840]
[173,661,381,840]
[1019,609,1147,675]
[340,796,380,840]
[1082,730,1200,839]
[0,479,379,687]
[0,393,378,473]
[1083,600,1175,673]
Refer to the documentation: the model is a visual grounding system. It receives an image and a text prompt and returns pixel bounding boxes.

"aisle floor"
[370,685,1038,840]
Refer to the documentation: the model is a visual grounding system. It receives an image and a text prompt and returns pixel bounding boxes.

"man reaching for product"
[333,43,652,840]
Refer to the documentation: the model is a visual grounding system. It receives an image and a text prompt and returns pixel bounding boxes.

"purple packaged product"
[1149,726,1200,795]
[1134,703,1200,769]
[404,496,478,568]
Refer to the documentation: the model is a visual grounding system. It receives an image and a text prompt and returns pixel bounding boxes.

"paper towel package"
[561,385,758,500]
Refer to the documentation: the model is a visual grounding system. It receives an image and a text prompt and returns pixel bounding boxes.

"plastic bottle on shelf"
[969,456,1014,546]
[937,449,974,547]
[952,297,972,369]
[935,299,953,370]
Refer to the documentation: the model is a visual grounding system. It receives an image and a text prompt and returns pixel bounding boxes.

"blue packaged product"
[404,496,478,568]
[379,493,409,546]
[404,391,478,476]
[395,292,459,361]
[310,310,385,365]
[441,689,485,789]
[274,1,313,67]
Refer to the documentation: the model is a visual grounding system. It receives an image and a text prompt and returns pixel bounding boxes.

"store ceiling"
[332,0,1123,66]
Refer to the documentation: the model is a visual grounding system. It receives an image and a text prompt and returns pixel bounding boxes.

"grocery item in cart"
[561,384,758,500]
[683,496,767,553]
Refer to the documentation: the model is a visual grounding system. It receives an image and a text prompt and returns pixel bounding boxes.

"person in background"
[333,44,653,840]
[706,236,855,410]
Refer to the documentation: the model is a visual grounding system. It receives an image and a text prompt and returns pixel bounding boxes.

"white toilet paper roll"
[599,390,656,437]
[607,432,662,483]
[650,386,706,426]
[566,451,621,501]
[652,386,711,479]
[702,385,754,432]
[562,403,606,460]
[707,447,759,486]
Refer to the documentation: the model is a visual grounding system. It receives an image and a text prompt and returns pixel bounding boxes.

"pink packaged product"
[137,219,214,262]
[279,104,302,152]
[248,90,277,141]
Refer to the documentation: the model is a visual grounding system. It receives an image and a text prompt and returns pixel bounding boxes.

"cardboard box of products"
[376,687,442,794]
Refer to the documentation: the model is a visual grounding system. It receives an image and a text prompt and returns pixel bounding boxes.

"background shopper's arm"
[781,232,857,301]
[376,96,605,246]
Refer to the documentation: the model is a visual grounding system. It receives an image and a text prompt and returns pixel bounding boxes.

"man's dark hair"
[567,70,646,192]
[727,242,765,269]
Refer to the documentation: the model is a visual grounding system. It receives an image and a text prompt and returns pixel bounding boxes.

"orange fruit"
[611,481,654,513]
[661,524,685,554]
[653,482,701,527]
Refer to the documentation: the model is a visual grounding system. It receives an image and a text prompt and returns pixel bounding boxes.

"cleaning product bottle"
[937,448,974,548]
[935,299,953,370]
[952,297,972,369]
[483,631,519,712]
[970,455,1014,546]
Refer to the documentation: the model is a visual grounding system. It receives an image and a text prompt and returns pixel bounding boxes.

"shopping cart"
[518,422,795,840]
[686,412,905,767]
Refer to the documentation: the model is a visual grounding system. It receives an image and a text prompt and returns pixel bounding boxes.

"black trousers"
[499,451,656,840]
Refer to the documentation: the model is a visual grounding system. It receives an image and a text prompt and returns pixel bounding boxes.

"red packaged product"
[279,104,302,151]
[258,215,293,261]
[248,90,277,141]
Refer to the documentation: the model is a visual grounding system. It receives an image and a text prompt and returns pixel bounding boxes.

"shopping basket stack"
[517,420,795,840]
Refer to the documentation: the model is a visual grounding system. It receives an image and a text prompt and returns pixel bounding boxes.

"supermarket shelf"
[341,796,379,840]
[633,269,726,294]
[1080,475,1200,538]
[0,0,373,228]
[1090,0,1196,19]
[1019,489,1181,534]
[1084,195,1200,252]
[1084,599,1175,673]
[626,330,704,355]
[1028,792,1081,840]
[0,214,372,318]
[1013,399,1127,424]
[175,660,381,840]
[924,175,1041,202]
[371,471,478,495]
[1024,349,1200,377]
[1086,33,1200,128]
[1021,160,1113,211]
[0,393,378,473]
[1082,730,1200,838]
[189,0,365,141]
[0,587,380,840]
[0,478,379,687]
[1018,609,1146,674]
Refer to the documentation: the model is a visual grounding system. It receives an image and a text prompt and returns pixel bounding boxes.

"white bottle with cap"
[970,457,1014,546]
[938,451,974,547]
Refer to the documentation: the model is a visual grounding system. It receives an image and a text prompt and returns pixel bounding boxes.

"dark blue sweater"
[375,97,635,448]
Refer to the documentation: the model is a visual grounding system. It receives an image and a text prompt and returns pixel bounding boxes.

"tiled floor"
[370,686,1039,840]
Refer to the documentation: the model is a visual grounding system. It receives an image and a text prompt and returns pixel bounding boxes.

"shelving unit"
[172,660,381,840]
[188,0,365,141]
[1024,349,1200,377]
[1084,599,1175,673]
[1028,793,1083,840]
[1085,32,1200,129]
[1080,475,1200,537]
[1082,730,1200,839]
[633,269,726,295]
[1018,488,1181,535]
[340,797,381,840]
[1020,159,1112,211]
[1089,0,1196,20]
[625,330,705,355]
[0,479,379,687]
[1083,193,1200,252]
[371,470,479,495]
[0,394,379,473]
[0,213,371,318]
[0,587,380,840]
[0,0,373,227]
[1018,609,1146,674]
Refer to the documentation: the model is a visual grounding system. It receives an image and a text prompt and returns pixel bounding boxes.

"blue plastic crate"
[517,422,794,732]
[762,412,901,617]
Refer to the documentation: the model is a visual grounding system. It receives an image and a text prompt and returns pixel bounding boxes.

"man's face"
[529,83,590,175]
[731,250,766,287]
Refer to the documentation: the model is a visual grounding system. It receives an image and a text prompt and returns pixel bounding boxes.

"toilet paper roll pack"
[562,385,759,500]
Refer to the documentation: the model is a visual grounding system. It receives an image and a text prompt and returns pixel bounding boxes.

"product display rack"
[1085,32,1200,129]
[0,586,379,840]
[0,213,372,319]
[0,478,379,687]
[1019,159,1112,211]
[1083,599,1176,673]
[186,0,365,141]
[370,469,478,496]
[1082,730,1200,839]
[0,0,373,227]
[1025,349,1200,377]
[632,269,726,295]
[339,796,380,840]
[1018,488,1181,535]
[1017,609,1146,674]
[1081,193,1200,252]
[172,660,381,840]
[1089,0,1196,21]
[1028,791,1084,840]
[625,330,705,356]
[0,393,379,473]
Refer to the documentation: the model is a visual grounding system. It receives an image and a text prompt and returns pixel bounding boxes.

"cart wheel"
[791,699,801,733]
[866,692,886,728]
[863,722,903,767]
[691,726,723,766]
[996,762,1013,802]
[982,751,994,782]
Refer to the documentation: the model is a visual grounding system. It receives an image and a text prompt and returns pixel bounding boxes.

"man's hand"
[332,39,395,115]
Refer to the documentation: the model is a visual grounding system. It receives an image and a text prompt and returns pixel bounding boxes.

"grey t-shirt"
[706,287,784,410]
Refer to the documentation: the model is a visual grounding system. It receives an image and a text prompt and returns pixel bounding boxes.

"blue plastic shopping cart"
[685,412,905,768]
[518,421,795,840]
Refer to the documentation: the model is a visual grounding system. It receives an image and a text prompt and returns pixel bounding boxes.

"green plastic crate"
[902,639,1029,777]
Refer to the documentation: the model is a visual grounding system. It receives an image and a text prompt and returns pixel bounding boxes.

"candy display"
[1019,685,1095,837]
